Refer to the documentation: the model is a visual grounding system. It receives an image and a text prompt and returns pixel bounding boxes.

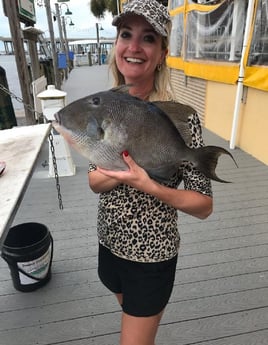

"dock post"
[37,85,76,177]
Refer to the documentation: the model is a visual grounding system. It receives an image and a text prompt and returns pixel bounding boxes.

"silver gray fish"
[52,87,237,183]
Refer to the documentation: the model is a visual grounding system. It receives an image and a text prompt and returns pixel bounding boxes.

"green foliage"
[90,0,168,19]
[90,0,107,19]
[90,0,118,18]
[106,0,118,16]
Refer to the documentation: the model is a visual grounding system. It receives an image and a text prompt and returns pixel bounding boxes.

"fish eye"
[92,97,100,105]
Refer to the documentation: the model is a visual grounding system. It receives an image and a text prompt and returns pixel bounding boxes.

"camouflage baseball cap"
[112,0,171,37]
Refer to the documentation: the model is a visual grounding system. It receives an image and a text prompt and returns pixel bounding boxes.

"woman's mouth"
[125,57,144,64]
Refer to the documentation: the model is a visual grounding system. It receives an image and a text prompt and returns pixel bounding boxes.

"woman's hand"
[88,151,151,193]
[90,151,212,219]
[97,151,151,191]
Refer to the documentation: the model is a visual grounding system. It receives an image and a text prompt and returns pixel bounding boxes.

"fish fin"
[191,146,238,183]
[110,85,133,94]
[153,101,195,145]
[146,165,178,183]
[86,115,104,140]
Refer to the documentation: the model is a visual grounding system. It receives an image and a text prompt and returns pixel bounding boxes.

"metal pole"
[44,0,61,89]
[230,0,255,149]
[117,0,120,15]
[96,23,101,66]
[61,16,70,71]
[55,3,68,79]
[55,3,65,51]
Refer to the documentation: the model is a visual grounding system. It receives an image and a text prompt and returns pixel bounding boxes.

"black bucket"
[1,223,53,292]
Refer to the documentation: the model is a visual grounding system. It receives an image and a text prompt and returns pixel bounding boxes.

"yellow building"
[120,0,268,165]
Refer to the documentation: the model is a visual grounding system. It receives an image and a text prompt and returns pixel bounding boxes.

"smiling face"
[115,15,167,94]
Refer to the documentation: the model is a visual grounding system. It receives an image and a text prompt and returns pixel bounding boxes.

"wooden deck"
[1,65,268,345]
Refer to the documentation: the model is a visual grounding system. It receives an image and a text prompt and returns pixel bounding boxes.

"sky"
[0,0,116,51]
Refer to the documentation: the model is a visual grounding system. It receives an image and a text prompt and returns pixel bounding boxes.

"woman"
[88,1,213,344]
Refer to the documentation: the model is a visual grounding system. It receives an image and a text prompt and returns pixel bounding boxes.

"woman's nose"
[128,39,142,53]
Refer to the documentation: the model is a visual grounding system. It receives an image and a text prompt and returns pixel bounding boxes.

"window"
[170,13,184,56]
[248,0,268,66]
[185,0,247,62]
[169,0,184,10]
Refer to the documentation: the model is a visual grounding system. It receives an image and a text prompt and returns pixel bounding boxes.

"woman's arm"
[97,152,212,219]
[88,169,121,193]
[144,179,212,219]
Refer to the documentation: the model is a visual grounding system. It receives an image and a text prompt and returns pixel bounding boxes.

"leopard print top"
[88,113,212,263]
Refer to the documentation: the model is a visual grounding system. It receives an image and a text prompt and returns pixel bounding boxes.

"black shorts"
[98,244,178,317]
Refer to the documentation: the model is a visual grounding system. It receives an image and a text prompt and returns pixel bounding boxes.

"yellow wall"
[238,88,268,164]
[205,82,268,165]
[205,82,237,139]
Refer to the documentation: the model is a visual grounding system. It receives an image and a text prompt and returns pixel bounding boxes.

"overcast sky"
[0,0,116,43]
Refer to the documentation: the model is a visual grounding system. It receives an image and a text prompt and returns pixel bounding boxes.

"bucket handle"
[3,234,53,283]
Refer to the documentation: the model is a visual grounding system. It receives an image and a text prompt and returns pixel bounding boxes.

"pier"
[0,65,268,345]
[0,36,114,56]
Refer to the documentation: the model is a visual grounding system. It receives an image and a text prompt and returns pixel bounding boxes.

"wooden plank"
[23,329,267,345]
[2,253,267,297]
[2,233,266,277]
[158,308,268,345]
[1,273,268,330]
[180,329,268,345]
[0,306,267,345]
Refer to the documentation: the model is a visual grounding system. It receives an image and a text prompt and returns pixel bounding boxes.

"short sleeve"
[181,113,213,197]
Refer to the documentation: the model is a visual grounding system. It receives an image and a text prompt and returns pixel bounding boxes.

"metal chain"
[0,83,44,123]
[48,132,64,210]
[0,82,64,210]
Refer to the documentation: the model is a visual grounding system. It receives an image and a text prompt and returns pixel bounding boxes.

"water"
[0,55,23,110]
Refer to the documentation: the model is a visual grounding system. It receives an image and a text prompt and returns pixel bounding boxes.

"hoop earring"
[157,64,162,72]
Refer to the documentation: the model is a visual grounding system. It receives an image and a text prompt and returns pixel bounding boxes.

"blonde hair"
[109,21,174,102]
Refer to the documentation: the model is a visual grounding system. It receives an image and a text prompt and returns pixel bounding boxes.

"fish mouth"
[54,112,61,125]
[52,113,62,131]
[51,113,63,134]
[125,57,144,64]
[51,120,76,147]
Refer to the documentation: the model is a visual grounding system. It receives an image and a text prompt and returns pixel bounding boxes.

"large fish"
[52,87,237,183]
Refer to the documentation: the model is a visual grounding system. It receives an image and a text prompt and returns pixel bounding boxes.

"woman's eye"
[144,35,156,43]
[120,30,131,39]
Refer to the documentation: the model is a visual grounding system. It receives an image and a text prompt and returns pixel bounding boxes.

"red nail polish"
[122,150,129,157]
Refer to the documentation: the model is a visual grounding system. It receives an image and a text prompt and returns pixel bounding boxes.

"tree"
[90,0,118,18]
[90,0,168,19]
[106,0,119,15]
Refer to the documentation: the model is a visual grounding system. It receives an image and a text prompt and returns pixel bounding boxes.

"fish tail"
[190,146,238,183]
